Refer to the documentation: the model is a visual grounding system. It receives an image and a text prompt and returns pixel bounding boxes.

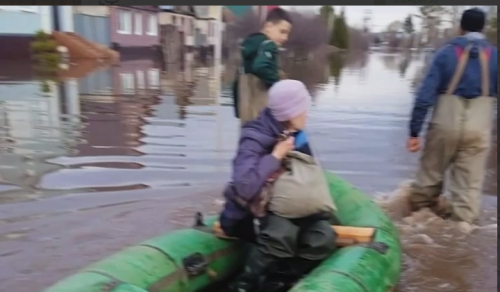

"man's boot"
[261,258,322,292]
[228,249,276,292]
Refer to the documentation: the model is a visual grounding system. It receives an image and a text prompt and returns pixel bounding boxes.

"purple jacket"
[221,108,313,221]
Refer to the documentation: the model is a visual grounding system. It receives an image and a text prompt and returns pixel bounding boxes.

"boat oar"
[212,221,376,247]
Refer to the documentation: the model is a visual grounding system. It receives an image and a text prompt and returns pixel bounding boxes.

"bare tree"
[285,11,329,58]
[348,27,369,51]
[385,20,403,51]
[413,6,449,47]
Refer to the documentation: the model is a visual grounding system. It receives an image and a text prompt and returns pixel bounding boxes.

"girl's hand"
[272,137,295,160]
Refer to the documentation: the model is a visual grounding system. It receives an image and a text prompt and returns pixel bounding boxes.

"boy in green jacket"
[233,8,292,123]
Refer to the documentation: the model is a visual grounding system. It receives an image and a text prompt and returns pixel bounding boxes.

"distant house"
[206,6,224,53]
[158,6,197,51]
[193,6,224,61]
[0,6,73,60]
[73,6,111,47]
[194,6,211,49]
[109,6,160,54]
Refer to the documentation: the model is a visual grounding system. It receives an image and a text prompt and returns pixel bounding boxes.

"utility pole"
[363,9,372,33]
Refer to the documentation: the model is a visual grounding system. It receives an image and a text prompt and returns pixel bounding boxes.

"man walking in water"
[407,8,497,233]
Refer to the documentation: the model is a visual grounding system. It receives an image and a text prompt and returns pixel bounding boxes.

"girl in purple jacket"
[221,80,337,292]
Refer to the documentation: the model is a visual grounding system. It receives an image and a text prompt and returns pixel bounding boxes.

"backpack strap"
[452,45,492,96]
[479,47,490,97]
[454,46,464,59]
[446,44,472,95]
[455,45,491,59]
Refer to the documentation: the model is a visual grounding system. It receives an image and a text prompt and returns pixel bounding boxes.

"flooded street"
[0,52,496,292]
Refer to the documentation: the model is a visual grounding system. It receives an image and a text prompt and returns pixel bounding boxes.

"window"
[136,71,145,90]
[159,6,174,10]
[198,6,209,18]
[147,69,160,90]
[147,15,158,36]
[120,73,135,95]
[187,19,194,36]
[172,15,176,26]
[208,22,213,37]
[177,17,183,32]
[118,10,132,34]
[134,13,142,35]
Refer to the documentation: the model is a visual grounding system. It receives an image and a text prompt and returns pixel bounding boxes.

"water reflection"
[329,53,344,88]
[1,52,491,200]
[0,52,496,292]
[38,54,238,193]
[398,54,412,78]
[381,53,398,71]
[0,78,81,202]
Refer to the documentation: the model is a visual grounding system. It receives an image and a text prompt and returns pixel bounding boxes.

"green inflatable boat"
[43,171,402,292]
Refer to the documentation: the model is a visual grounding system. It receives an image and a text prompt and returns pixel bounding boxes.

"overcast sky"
[282,6,495,32]
[282,6,421,32]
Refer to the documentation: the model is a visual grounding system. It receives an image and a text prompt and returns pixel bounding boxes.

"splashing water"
[375,181,497,292]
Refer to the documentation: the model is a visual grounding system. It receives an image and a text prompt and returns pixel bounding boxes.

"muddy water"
[0,53,496,292]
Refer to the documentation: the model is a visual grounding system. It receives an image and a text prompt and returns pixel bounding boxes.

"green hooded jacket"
[232,32,280,118]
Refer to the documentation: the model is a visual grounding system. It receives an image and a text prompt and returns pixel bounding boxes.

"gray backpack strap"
[238,44,245,74]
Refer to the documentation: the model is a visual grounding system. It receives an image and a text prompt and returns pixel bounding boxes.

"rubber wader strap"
[479,48,490,97]
[445,44,472,95]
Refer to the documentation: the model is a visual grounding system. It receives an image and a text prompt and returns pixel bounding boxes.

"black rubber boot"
[258,258,322,292]
[228,249,276,292]
[285,257,322,278]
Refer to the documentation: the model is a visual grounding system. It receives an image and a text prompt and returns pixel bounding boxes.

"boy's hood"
[449,32,491,59]
[240,33,275,60]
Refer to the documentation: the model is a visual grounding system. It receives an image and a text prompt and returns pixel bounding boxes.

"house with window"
[193,6,224,61]
[0,5,115,61]
[206,6,223,54]
[194,6,210,48]
[158,6,197,51]
[73,6,111,47]
[110,6,160,54]
[0,6,72,60]
[194,7,221,48]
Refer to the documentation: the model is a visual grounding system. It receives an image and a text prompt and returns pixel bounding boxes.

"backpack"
[268,151,337,219]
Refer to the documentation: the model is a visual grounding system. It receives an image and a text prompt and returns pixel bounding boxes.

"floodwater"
[0,52,496,292]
